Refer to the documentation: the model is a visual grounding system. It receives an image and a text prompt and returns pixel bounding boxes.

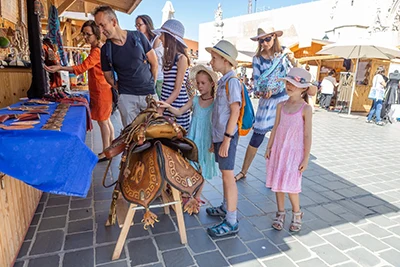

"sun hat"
[250,26,283,41]
[153,19,187,48]
[279,67,316,90]
[205,40,238,67]
[189,64,219,89]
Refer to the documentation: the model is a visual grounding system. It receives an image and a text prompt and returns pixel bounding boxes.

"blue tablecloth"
[0,100,97,197]
[71,90,90,103]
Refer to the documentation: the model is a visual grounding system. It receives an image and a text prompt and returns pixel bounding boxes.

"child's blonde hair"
[196,70,217,97]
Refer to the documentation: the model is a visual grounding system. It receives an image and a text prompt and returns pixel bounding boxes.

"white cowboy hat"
[153,19,187,48]
[250,26,283,41]
[189,64,219,88]
[279,67,316,90]
[205,40,238,67]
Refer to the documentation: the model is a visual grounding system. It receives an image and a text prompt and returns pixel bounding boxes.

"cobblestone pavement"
[15,106,400,267]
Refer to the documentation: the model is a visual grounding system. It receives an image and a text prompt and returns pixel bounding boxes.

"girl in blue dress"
[158,64,219,209]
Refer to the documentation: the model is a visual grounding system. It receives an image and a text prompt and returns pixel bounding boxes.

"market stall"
[0,1,142,266]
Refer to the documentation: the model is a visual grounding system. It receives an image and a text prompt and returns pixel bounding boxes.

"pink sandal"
[289,211,303,232]
[272,211,286,231]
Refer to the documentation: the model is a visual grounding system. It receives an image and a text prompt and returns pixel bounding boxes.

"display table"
[0,100,97,197]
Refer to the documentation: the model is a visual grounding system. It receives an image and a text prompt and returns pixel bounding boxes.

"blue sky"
[117,0,315,41]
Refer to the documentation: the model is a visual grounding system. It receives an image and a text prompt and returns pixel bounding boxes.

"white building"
[198,0,400,63]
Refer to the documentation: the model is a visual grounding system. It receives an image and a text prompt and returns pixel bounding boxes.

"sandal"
[289,211,303,232]
[206,204,226,217]
[207,219,239,237]
[272,211,286,231]
[234,171,246,181]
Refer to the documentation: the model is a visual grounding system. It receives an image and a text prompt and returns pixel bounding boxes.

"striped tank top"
[160,54,191,130]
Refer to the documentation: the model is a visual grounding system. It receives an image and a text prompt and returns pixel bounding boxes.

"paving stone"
[323,181,351,190]
[311,244,350,265]
[94,200,111,212]
[335,262,361,267]
[337,200,375,217]
[35,203,44,214]
[387,225,400,235]
[42,205,69,218]
[24,226,36,241]
[297,258,329,267]
[229,253,263,267]
[64,231,94,250]
[46,197,70,207]
[13,261,24,267]
[351,234,389,252]
[196,208,222,226]
[27,255,60,267]
[379,249,400,267]
[154,232,185,251]
[262,255,296,267]
[63,248,94,267]
[381,236,400,251]
[346,248,380,267]
[307,205,344,223]
[38,216,66,231]
[216,237,248,257]
[236,218,264,242]
[95,261,129,267]
[187,228,216,254]
[69,208,93,221]
[96,243,126,265]
[248,215,273,231]
[68,218,93,233]
[237,200,262,217]
[127,238,158,266]
[263,229,295,246]
[358,223,392,238]
[246,238,280,259]
[171,212,201,229]
[194,251,229,267]
[321,191,345,201]
[322,232,358,251]
[30,214,40,226]
[335,224,364,237]
[149,214,175,235]
[292,227,326,247]
[301,191,330,204]
[162,248,194,267]
[17,241,30,259]
[126,224,151,239]
[96,224,121,244]
[278,241,311,262]
[70,199,92,209]
[353,196,386,208]
[30,229,64,255]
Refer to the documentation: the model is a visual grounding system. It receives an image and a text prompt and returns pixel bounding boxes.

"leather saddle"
[103,95,204,228]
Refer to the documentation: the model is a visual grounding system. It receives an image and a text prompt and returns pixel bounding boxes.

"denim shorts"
[213,132,239,170]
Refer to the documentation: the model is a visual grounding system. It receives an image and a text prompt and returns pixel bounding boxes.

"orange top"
[72,47,112,121]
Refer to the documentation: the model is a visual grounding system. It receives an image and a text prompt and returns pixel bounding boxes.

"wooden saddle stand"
[102,95,205,260]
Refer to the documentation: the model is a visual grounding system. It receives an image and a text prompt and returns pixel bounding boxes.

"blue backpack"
[225,77,255,136]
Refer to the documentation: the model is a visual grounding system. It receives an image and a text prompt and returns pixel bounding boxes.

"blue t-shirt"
[101,31,155,95]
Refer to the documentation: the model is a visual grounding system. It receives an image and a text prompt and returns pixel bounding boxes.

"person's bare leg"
[107,118,115,143]
[235,145,258,181]
[272,192,286,230]
[98,120,111,157]
[288,193,302,232]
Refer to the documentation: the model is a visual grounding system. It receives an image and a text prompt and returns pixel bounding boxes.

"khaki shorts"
[118,93,158,127]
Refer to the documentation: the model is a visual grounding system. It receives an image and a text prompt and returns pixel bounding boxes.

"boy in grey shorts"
[205,40,242,237]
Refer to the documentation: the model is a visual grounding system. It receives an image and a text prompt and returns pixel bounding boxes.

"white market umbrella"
[317,42,400,115]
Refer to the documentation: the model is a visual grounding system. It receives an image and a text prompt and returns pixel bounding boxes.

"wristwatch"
[224,132,234,139]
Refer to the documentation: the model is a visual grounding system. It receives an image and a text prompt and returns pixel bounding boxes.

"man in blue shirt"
[94,6,158,126]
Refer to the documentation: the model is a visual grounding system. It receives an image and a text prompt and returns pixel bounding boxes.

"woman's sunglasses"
[259,36,273,44]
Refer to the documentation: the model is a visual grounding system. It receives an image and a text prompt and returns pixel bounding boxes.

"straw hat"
[250,26,283,41]
[205,40,238,67]
[279,68,316,89]
[189,64,219,88]
[153,19,187,47]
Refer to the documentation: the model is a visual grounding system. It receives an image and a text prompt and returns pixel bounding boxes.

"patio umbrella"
[317,42,400,115]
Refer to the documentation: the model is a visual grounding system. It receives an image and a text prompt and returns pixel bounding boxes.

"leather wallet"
[0,115,10,123]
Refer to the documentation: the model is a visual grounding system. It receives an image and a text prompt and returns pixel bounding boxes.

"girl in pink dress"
[265,68,314,232]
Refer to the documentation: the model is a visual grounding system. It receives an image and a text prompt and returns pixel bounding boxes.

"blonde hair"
[196,70,216,97]
[255,34,282,57]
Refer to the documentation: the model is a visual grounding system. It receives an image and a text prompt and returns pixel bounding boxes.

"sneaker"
[206,204,226,217]
[207,219,239,237]
[376,121,385,126]
[366,119,372,123]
